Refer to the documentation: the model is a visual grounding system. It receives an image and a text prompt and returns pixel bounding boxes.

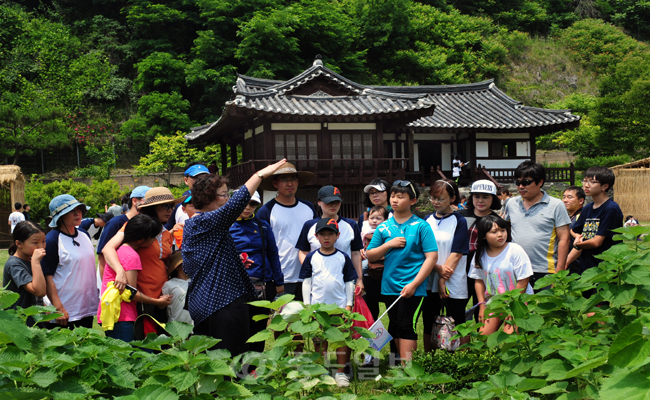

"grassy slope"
[497,36,599,109]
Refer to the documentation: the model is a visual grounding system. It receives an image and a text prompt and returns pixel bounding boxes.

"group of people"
[3,158,627,382]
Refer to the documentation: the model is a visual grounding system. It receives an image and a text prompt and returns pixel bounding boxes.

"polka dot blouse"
[182,185,256,325]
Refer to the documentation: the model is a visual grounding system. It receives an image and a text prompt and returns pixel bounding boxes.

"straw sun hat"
[258,162,314,191]
[137,187,185,210]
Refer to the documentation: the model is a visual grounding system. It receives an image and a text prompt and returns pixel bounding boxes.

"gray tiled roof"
[187,60,579,142]
[370,81,580,129]
[229,62,435,117]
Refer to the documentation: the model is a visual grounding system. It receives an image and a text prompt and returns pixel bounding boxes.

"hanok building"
[187,57,580,218]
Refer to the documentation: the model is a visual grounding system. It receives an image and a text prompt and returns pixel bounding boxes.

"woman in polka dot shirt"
[182,159,287,357]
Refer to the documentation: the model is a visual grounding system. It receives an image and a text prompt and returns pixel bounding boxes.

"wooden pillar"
[250,119,257,159]
[263,121,273,159]
[529,132,536,163]
[220,139,228,175]
[376,122,384,159]
[469,132,477,181]
[407,129,415,171]
[231,135,239,165]
[320,122,331,159]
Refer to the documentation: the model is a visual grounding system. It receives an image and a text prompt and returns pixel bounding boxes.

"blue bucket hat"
[48,194,90,228]
[131,186,151,199]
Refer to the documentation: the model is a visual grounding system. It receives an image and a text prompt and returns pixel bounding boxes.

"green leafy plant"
[247,295,379,396]
[0,289,383,399]
[442,225,650,399]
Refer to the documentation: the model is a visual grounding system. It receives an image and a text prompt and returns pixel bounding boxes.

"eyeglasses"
[429,197,448,203]
[581,179,600,186]
[161,204,174,211]
[216,192,230,199]
[514,178,535,187]
[368,190,384,197]
[393,180,416,196]
[278,177,298,183]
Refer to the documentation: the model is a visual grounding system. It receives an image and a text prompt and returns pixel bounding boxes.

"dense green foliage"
[3,221,650,397]
[0,293,382,399]
[374,225,650,399]
[2,0,650,171]
[24,176,127,225]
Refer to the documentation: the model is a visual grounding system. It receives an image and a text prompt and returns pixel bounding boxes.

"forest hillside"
[1,0,649,175]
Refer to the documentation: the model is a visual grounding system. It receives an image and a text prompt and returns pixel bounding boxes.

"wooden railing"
[475,163,575,186]
[225,158,409,188]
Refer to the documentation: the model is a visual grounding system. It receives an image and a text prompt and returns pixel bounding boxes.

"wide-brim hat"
[138,187,185,210]
[49,194,90,228]
[259,162,314,191]
[166,251,184,275]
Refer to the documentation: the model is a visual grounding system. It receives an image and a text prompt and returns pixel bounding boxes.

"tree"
[120,91,192,141]
[235,0,367,80]
[134,52,188,93]
[135,131,200,185]
[592,53,650,157]
[560,19,646,74]
[0,106,67,163]
[0,4,113,162]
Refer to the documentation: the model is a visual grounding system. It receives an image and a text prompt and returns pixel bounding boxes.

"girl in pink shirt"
[98,215,172,342]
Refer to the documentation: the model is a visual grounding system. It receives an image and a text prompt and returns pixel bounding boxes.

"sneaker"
[344,362,352,378]
[335,372,350,388]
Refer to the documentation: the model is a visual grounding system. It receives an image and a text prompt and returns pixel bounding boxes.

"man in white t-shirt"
[8,202,25,233]
[257,163,317,301]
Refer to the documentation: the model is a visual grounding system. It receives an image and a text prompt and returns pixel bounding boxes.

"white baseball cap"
[470,180,497,195]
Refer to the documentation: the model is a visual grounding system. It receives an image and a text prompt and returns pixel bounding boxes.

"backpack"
[431,315,460,352]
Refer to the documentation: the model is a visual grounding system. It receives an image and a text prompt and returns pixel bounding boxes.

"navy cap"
[315,218,339,234]
[317,185,342,204]
[184,164,209,177]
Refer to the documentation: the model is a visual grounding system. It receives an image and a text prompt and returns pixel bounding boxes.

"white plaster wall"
[441,143,452,168]
[476,141,489,157]
[328,123,376,130]
[516,141,530,157]
[478,159,529,168]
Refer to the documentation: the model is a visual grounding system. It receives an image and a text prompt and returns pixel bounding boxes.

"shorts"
[384,295,423,341]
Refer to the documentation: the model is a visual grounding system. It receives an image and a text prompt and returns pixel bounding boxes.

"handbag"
[431,314,460,352]
[250,277,267,300]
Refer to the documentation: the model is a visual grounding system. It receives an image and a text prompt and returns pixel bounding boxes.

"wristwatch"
[257,172,264,179]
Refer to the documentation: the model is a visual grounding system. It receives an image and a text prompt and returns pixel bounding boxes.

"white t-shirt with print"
[468,242,534,297]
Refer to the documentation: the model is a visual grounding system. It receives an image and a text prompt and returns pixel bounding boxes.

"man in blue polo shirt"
[165,163,210,231]
[504,162,571,291]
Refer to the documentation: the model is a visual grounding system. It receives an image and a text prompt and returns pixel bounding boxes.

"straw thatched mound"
[0,165,26,244]
[612,158,650,222]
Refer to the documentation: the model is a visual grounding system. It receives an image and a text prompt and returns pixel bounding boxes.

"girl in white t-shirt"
[423,179,469,351]
[468,215,533,335]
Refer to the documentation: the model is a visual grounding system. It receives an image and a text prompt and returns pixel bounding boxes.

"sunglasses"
[514,178,536,187]
[161,203,174,211]
[247,201,260,207]
[393,180,416,196]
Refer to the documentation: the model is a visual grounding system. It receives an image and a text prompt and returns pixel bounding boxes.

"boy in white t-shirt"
[8,202,25,233]
[300,218,357,388]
